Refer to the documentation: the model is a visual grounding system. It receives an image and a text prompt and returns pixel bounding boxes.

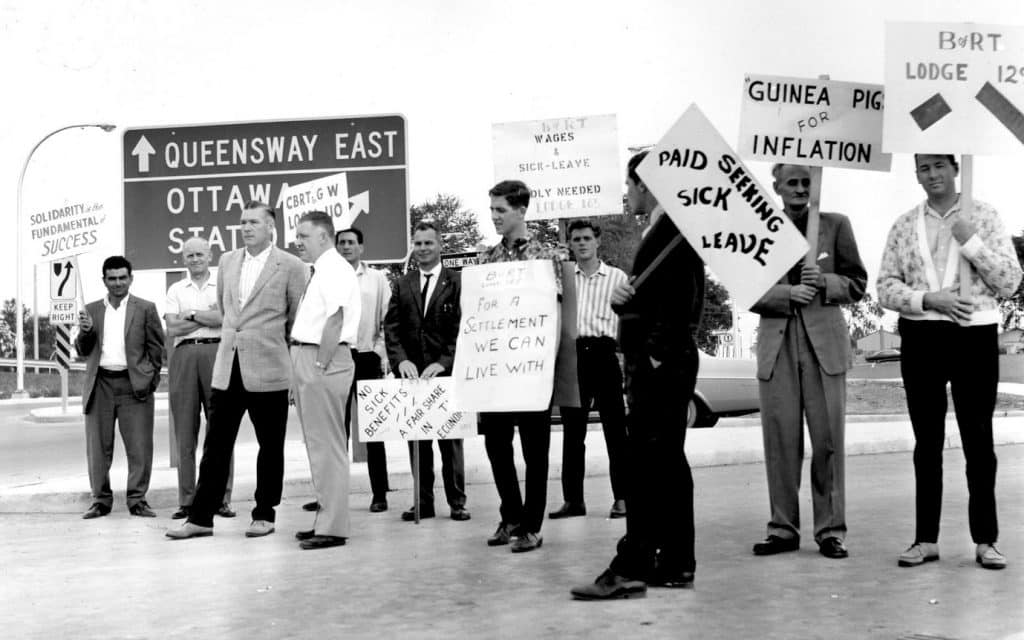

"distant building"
[856,329,901,353]
[999,328,1024,354]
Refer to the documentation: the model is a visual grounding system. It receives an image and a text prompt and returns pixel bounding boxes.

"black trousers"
[189,355,289,527]
[559,336,628,504]
[480,410,552,534]
[345,350,389,501]
[610,348,698,579]
[899,318,999,545]
[407,439,466,509]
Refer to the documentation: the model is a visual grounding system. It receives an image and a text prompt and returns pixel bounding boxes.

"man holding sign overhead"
[878,154,1021,570]
[750,164,866,560]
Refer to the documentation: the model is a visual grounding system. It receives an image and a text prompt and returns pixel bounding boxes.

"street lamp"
[14,123,116,398]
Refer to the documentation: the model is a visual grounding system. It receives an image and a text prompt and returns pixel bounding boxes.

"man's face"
[103,267,132,301]
[773,165,812,214]
[412,228,441,269]
[182,240,211,277]
[294,221,325,263]
[240,207,274,249]
[490,196,525,237]
[569,228,599,262]
[335,232,363,266]
[916,154,958,200]
[625,177,646,216]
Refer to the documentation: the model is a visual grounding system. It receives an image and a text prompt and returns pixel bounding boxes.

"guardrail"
[0,358,169,375]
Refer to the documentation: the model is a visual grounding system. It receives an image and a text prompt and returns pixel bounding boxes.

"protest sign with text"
[492,114,621,220]
[637,104,809,310]
[453,261,559,412]
[280,172,350,246]
[357,377,476,442]
[884,21,1024,154]
[26,199,110,263]
[739,74,892,171]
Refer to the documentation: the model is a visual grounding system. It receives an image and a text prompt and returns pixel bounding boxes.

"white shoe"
[245,520,275,537]
[897,542,939,567]
[976,544,1007,570]
[165,522,214,540]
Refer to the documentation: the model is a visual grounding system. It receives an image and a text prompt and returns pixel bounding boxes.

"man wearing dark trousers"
[552,219,629,521]
[478,179,562,554]
[572,150,704,599]
[167,201,307,540]
[77,256,165,519]
[384,221,469,522]
[878,153,1022,570]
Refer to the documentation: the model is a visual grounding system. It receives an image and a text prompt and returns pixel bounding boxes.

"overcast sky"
[2,0,1023,317]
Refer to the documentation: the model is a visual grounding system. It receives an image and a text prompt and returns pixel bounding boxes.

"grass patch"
[846,379,1024,415]
[0,369,170,399]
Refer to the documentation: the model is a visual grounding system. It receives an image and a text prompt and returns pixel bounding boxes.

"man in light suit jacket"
[167,201,307,540]
[384,221,469,522]
[77,255,165,519]
[750,164,866,560]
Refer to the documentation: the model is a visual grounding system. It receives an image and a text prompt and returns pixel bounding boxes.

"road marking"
[910,93,953,130]
[976,81,1024,145]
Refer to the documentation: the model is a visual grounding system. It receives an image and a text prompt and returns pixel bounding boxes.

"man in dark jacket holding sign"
[572,151,705,599]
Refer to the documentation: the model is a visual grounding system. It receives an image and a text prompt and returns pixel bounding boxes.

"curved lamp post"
[14,123,116,398]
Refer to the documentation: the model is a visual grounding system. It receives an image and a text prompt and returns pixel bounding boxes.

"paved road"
[1,446,1021,639]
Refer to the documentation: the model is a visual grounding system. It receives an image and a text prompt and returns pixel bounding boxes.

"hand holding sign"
[951,217,978,244]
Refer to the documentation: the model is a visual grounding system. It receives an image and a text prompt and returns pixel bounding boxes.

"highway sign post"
[122,115,409,269]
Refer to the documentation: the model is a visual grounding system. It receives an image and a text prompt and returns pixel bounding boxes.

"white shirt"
[575,261,627,338]
[418,263,442,316]
[291,249,361,345]
[166,274,220,345]
[238,244,272,307]
[98,296,128,370]
[353,261,391,356]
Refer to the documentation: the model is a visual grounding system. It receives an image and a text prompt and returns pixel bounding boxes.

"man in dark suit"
[76,255,165,519]
[572,150,704,599]
[384,221,469,522]
[750,164,866,560]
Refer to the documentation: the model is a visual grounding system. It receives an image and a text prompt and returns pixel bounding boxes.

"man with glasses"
[749,164,866,560]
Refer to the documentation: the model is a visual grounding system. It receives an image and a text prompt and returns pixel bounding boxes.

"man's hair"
[102,255,132,276]
[182,236,211,252]
[336,226,364,245]
[567,219,601,238]
[243,200,277,221]
[627,151,649,186]
[413,220,440,236]
[489,180,531,209]
[299,211,335,239]
[913,153,959,172]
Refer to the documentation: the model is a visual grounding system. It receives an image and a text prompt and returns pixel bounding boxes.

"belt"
[98,368,129,378]
[178,338,220,346]
[577,336,616,345]
[290,340,350,347]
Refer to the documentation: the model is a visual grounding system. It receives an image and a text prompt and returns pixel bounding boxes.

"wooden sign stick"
[803,74,830,268]
[958,154,974,326]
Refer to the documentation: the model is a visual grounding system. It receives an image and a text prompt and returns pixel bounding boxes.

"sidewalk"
[3,384,1024,513]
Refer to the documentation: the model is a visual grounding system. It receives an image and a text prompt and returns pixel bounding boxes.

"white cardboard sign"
[357,377,476,442]
[637,104,809,310]
[453,261,559,412]
[492,114,621,220]
[884,21,1024,154]
[739,74,892,171]
[280,172,350,246]
[26,199,110,264]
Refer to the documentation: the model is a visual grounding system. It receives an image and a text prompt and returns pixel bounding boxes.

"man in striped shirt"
[551,220,629,521]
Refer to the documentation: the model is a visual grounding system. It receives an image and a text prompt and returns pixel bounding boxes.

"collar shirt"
[353,261,391,355]
[477,233,565,295]
[238,244,272,307]
[418,263,442,315]
[165,275,220,345]
[575,260,627,338]
[640,205,666,239]
[98,296,128,370]
[923,198,960,286]
[291,249,361,345]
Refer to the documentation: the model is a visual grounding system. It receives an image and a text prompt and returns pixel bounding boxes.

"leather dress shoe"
[487,522,518,546]
[302,501,320,512]
[216,504,236,518]
[753,535,800,556]
[82,503,111,519]
[129,502,156,518]
[171,506,190,520]
[511,532,543,553]
[165,522,214,539]
[369,500,388,513]
[295,529,316,541]
[401,506,436,521]
[571,569,647,600]
[818,537,849,559]
[300,535,347,550]
[649,570,695,589]
[450,507,471,521]
[609,500,627,519]
[549,503,586,519]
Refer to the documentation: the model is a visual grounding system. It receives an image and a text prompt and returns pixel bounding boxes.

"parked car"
[865,348,901,364]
